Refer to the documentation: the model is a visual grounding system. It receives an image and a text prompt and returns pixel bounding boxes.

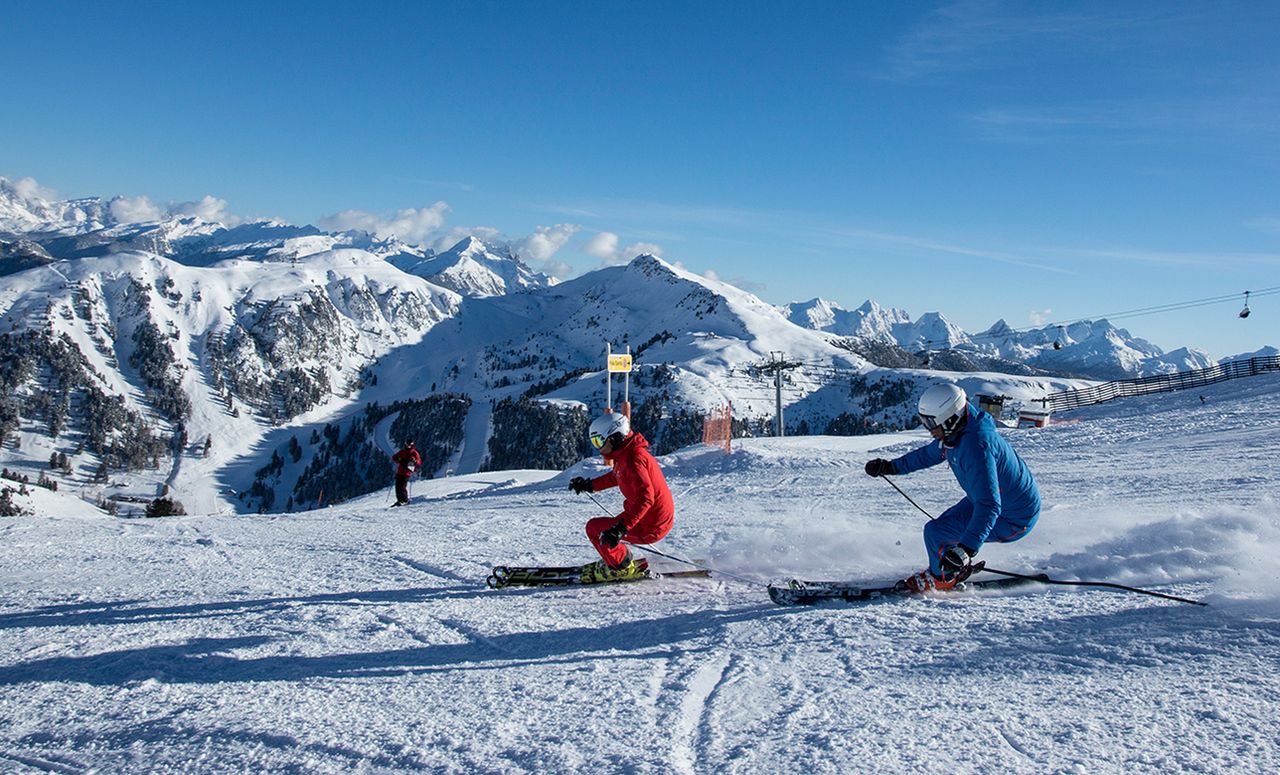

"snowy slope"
[0,370,1276,772]
[0,249,460,515]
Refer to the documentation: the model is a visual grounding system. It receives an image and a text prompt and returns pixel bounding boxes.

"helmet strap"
[942,408,969,446]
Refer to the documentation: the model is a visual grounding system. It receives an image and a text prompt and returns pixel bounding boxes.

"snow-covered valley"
[0,372,1277,773]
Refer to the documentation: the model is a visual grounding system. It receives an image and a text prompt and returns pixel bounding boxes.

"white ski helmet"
[917,383,967,435]
[589,412,631,450]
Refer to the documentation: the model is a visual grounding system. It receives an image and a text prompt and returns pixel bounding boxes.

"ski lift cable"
[918,286,1280,351]
[1030,286,1280,328]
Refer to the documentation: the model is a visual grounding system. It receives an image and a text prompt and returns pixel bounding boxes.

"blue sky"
[3,0,1277,357]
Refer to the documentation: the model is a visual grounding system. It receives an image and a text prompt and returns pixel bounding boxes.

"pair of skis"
[765,572,1050,606]
[486,557,1047,606]
[486,558,711,589]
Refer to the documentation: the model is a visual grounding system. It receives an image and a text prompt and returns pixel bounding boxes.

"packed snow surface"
[1,375,1279,773]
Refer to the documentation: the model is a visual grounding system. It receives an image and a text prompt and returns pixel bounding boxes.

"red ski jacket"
[392,447,422,477]
[590,432,674,539]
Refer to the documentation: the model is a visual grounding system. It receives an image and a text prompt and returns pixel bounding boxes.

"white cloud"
[108,192,242,225]
[628,242,664,259]
[584,231,620,261]
[583,231,664,266]
[108,195,165,224]
[7,176,57,203]
[515,224,581,262]
[319,202,451,244]
[173,195,232,223]
[1029,308,1053,326]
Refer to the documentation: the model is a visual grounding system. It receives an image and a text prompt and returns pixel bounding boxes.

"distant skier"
[391,439,422,507]
[864,384,1040,593]
[568,412,674,582]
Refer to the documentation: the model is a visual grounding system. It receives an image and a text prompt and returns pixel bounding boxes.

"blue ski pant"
[923,498,1038,576]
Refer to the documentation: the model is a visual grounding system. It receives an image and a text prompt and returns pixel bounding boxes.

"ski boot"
[898,567,969,594]
[581,554,649,583]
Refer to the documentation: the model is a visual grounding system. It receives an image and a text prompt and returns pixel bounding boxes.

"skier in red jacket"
[569,412,674,582]
[390,439,422,507]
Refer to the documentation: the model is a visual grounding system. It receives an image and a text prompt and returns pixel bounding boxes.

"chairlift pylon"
[1240,291,1251,319]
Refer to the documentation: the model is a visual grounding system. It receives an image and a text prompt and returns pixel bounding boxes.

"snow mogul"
[568,412,675,582]
[864,384,1040,593]
[390,439,422,507]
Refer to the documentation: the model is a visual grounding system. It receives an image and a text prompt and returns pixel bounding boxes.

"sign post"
[608,346,633,419]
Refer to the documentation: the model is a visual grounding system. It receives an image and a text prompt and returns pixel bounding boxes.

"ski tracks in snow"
[668,652,734,775]
[0,750,88,774]
[388,554,470,584]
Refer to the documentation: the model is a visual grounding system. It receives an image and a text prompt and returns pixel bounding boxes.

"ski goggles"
[918,413,941,431]
[590,432,607,449]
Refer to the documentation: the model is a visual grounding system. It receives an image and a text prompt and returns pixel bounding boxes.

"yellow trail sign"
[608,354,633,373]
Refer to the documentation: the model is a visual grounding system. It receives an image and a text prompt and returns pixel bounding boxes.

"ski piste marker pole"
[584,491,767,588]
[876,474,1207,607]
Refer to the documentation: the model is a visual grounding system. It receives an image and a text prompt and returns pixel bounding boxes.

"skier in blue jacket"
[864,383,1040,593]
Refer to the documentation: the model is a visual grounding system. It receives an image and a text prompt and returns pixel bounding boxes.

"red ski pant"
[586,516,670,567]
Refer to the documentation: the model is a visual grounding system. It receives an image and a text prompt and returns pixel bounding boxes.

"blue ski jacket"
[890,404,1040,550]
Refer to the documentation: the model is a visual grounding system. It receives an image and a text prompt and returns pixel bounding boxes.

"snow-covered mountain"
[788,298,1217,379]
[1223,345,1279,363]
[388,235,557,297]
[0,246,460,514]
[0,177,112,233]
[0,177,1264,517]
[0,237,56,275]
[781,298,911,340]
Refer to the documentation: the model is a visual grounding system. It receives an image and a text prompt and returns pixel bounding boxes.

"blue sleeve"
[891,440,944,475]
[960,438,1002,549]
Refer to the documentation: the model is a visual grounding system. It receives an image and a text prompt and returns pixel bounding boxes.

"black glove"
[569,476,592,495]
[940,544,975,574]
[600,521,628,548]
[864,458,896,477]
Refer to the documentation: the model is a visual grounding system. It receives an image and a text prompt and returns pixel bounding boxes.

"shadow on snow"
[0,592,793,687]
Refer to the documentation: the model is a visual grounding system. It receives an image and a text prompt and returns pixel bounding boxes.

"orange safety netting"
[701,404,732,454]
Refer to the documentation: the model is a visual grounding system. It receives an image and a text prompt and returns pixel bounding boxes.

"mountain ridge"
[0,177,1266,515]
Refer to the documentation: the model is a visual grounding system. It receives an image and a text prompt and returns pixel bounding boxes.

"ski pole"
[879,473,937,522]
[876,477,1208,607]
[624,541,769,588]
[583,492,767,587]
[973,563,1207,607]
